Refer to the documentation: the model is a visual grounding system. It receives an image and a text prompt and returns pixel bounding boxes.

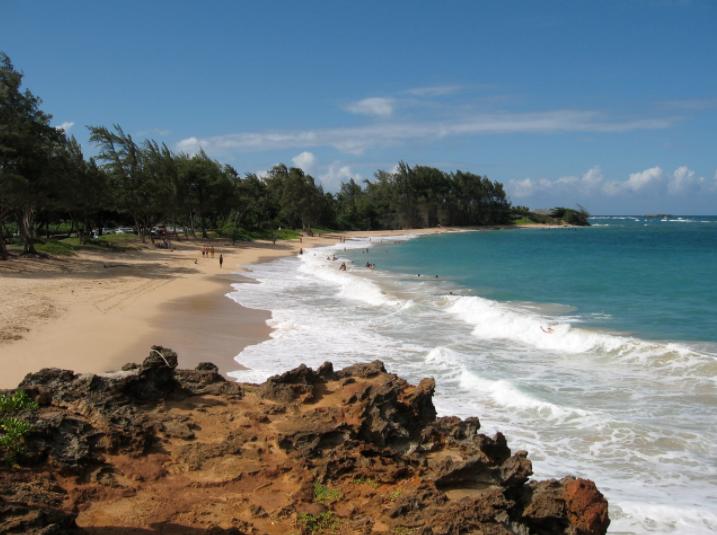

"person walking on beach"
[219,254,223,269]
[211,246,215,258]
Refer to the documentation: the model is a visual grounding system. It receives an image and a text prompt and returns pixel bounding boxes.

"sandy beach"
[0,227,462,388]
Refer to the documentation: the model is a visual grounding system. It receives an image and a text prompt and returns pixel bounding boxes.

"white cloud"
[626,166,663,192]
[345,97,395,117]
[176,110,675,156]
[507,164,717,201]
[580,166,605,190]
[405,85,462,97]
[291,151,316,173]
[320,162,361,191]
[57,121,74,132]
[176,136,206,155]
[603,166,663,195]
[668,165,703,194]
[508,166,604,199]
[510,178,536,198]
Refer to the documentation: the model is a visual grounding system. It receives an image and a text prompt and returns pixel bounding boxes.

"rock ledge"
[0,346,609,534]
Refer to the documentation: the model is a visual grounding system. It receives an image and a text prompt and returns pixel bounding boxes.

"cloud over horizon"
[507,165,717,207]
[176,109,675,156]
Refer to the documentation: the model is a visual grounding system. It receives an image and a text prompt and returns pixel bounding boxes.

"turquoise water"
[229,217,717,533]
[357,216,717,345]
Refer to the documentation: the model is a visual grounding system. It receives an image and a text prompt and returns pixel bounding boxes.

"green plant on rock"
[297,511,339,533]
[388,489,402,501]
[313,481,342,505]
[0,390,38,464]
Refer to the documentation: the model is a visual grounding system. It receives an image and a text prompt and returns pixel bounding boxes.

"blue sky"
[2,0,716,214]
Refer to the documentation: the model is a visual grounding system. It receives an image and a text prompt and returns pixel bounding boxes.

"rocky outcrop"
[0,347,609,534]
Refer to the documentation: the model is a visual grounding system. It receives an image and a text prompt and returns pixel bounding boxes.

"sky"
[2,0,716,214]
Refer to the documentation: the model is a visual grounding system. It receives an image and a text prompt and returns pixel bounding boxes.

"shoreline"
[0,224,572,388]
[0,227,461,387]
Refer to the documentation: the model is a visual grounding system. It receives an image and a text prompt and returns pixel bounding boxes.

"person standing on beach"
[219,254,223,269]
[211,246,215,258]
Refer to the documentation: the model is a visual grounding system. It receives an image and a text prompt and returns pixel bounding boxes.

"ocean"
[227,216,717,534]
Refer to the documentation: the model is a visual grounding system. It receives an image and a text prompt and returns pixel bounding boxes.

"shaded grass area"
[217,226,302,242]
[4,226,320,258]
[9,233,138,256]
[512,216,535,225]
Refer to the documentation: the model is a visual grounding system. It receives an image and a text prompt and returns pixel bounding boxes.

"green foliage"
[512,216,535,225]
[313,481,343,505]
[553,206,590,226]
[34,239,75,256]
[512,206,590,226]
[0,390,38,413]
[0,390,38,464]
[297,511,339,533]
[335,163,512,230]
[32,234,133,256]
[217,224,301,242]
[388,489,402,501]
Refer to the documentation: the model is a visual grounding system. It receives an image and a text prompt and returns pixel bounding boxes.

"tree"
[264,165,325,230]
[0,52,65,255]
[88,124,170,242]
[550,206,590,226]
[57,137,111,243]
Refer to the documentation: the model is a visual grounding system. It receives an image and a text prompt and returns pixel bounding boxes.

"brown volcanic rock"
[0,348,609,534]
[564,478,610,534]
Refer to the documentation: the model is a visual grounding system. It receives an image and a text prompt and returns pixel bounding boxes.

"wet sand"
[123,274,270,376]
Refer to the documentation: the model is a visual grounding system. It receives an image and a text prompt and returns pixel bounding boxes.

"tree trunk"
[80,217,91,244]
[20,207,37,255]
[188,211,197,238]
[0,221,9,260]
[134,216,146,243]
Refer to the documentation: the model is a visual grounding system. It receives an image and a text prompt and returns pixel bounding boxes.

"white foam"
[298,251,399,307]
[294,237,418,308]
[459,369,588,421]
[444,295,709,372]
[614,500,717,534]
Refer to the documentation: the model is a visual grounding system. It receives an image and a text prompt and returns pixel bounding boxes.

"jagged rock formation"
[0,346,609,534]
